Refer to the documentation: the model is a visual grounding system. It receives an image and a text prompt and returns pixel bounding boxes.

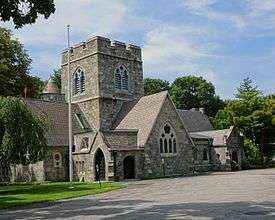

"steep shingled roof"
[112,91,168,146]
[24,99,91,146]
[177,109,214,132]
[43,78,60,94]
[190,127,234,146]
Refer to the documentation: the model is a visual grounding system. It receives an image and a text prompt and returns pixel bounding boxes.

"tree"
[0,28,44,98]
[51,69,61,89]
[0,0,55,28]
[211,109,232,129]
[144,78,170,96]
[0,97,47,165]
[213,77,275,166]
[170,75,224,117]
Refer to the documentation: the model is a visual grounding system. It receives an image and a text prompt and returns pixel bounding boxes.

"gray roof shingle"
[190,127,233,146]
[24,99,91,146]
[112,91,168,146]
[177,109,214,132]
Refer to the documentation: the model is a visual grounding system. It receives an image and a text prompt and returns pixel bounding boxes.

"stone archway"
[94,149,105,181]
[232,151,238,163]
[123,156,135,179]
[231,150,239,171]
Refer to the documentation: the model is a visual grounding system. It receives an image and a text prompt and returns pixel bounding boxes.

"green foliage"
[0,97,47,165]
[244,138,261,165]
[0,28,44,98]
[51,69,61,89]
[0,0,55,28]
[235,77,262,100]
[0,182,125,208]
[211,109,231,129]
[170,75,224,117]
[144,78,170,96]
[213,77,275,166]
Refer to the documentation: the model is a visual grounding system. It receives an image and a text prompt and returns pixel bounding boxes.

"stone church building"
[3,36,243,182]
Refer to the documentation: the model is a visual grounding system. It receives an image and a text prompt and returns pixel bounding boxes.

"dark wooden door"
[123,156,135,179]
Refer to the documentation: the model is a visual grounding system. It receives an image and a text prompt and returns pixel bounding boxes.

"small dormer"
[41,77,65,102]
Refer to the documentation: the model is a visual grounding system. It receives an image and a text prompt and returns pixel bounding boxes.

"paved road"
[1,169,275,219]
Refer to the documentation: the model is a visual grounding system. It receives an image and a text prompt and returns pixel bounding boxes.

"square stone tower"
[61,36,144,131]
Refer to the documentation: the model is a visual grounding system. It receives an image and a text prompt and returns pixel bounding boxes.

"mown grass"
[0,182,126,209]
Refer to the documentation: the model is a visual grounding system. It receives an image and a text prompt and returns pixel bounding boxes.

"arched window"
[203,148,208,161]
[115,69,121,90]
[122,71,128,90]
[80,137,89,150]
[193,148,198,161]
[159,124,177,155]
[53,152,62,167]
[73,67,85,95]
[114,65,129,91]
[79,71,85,93]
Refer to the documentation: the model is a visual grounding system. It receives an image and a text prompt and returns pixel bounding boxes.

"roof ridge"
[142,90,168,98]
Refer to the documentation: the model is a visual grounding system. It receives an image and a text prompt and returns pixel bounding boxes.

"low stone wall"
[10,161,45,182]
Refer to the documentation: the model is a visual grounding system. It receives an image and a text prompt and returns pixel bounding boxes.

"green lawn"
[0,182,126,209]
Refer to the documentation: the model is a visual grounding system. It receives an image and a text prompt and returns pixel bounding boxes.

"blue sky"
[1,0,275,99]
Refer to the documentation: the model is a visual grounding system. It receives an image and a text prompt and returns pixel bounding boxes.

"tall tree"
[170,75,224,117]
[0,27,44,98]
[0,0,55,28]
[0,97,47,165]
[213,77,275,166]
[144,78,170,96]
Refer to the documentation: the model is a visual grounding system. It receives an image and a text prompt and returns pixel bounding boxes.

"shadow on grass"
[0,182,125,209]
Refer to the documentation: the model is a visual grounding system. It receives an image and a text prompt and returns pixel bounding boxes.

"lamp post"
[67,24,73,182]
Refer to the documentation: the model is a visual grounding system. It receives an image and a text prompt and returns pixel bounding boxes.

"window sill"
[160,153,178,157]
[114,89,131,95]
[73,92,86,98]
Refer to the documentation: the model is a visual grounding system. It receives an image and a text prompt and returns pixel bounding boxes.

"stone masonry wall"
[114,150,144,181]
[61,36,144,131]
[142,96,194,179]
[104,130,138,149]
[72,132,112,182]
[192,139,212,172]
[44,146,69,181]
[227,127,243,170]
[10,161,45,182]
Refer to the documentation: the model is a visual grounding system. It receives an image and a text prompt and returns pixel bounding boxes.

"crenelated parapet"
[61,36,142,65]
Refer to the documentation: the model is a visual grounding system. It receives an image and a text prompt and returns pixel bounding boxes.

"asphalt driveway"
[1,168,275,219]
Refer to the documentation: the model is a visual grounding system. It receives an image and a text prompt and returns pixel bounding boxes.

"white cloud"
[142,25,220,84]
[1,0,128,46]
[179,0,275,31]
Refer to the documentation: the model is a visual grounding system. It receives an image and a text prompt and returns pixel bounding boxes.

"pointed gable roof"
[43,78,60,94]
[112,91,168,146]
[177,109,214,132]
[24,99,91,146]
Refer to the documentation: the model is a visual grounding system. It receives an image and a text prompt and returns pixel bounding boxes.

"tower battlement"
[61,36,142,65]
